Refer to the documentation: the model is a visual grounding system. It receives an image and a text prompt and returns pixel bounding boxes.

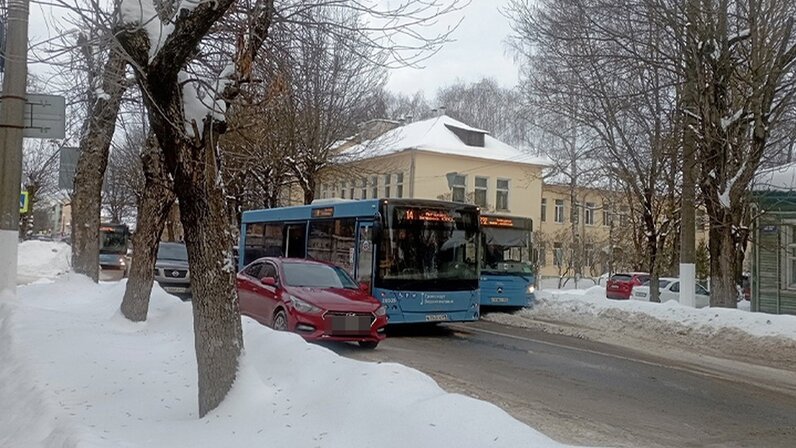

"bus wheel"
[358,341,379,350]
[272,310,288,331]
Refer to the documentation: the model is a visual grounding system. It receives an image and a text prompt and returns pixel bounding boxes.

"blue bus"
[479,214,535,308]
[239,198,481,324]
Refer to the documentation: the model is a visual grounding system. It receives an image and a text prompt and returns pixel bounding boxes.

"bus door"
[284,223,306,258]
[356,222,374,292]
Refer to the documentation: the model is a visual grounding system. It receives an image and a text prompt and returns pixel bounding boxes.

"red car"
[606,272,650,300]
[237,258,388,349]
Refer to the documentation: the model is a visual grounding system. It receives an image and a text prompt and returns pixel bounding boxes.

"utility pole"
[679,1,698,308]
[0,0,30,296]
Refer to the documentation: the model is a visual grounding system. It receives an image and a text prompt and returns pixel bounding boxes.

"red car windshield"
[282,263,358,289]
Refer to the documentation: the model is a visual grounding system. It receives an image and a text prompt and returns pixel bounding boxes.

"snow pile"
[1,275,577,448]
[485,287,796,367]
[342,115,552,166]
[537,288,796,341]
[17,240,71,284]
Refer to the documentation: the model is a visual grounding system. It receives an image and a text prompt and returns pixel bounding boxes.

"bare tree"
[114,0,466,416]
[436,78,529,146]
[20,140,61,238]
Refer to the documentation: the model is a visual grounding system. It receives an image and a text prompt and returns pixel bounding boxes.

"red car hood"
[286,287,380,313]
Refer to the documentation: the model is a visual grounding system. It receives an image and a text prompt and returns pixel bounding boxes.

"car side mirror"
[359,282,370,292]
[261,277,277,287]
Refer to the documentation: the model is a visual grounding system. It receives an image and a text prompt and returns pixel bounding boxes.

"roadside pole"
[679,6,698,308]
[0,0,30,296]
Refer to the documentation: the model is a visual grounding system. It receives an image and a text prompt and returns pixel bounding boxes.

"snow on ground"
[486,286,796,369]
[2,273,578,447]
[16,240,71,285]
[528,287,796,341]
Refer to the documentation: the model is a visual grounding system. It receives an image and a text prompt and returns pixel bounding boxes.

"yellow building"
[537,184,622,278]
[318,115,549,221]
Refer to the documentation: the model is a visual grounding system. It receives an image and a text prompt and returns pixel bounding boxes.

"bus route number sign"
[312,207,334,218]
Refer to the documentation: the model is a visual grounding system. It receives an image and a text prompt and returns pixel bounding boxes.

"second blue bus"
[480,214,535,308]
[239,198,481,324]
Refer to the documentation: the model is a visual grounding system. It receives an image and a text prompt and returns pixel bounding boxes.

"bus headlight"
[527,285,535,294]
[375,305,387,317]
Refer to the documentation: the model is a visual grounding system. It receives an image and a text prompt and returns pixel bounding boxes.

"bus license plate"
[425,314,448,322]
[490,297,509,303]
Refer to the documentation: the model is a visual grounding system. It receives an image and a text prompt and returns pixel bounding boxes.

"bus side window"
[263,223,284,257]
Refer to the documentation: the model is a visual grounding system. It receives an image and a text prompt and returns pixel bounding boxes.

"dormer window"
[445,124,485,147]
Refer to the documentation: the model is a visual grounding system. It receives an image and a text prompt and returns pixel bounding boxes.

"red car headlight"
[288,295,322,314]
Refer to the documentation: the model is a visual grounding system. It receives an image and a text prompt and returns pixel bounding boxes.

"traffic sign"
[19,190,28,213]
[23,94,66,139]
[58,146,79,190]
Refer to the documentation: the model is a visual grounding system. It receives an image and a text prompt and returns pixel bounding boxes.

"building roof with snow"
[340,115,551,166]
[753,162,796,192]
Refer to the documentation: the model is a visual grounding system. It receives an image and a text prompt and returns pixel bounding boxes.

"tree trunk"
[71,48,128,281]
[709,221,738,308]
[302,178,316,205]
[120,136,175,322]
[175,150,242,417]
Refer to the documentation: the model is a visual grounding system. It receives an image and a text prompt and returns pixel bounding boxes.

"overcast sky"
[386,0,519,99]
[27,0,519,96]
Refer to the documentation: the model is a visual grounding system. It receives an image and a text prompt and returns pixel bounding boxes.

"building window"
[553,242,564,266]
[496,179,509,210]
[371,176,378,199]
[584,243,594,267]
[585,202,595,225]
[602,202,611,226]
[384,174,391,198]
[360,179,367,199]
[474,177,488,207]
[395,172,404,198]
[620,206,629,226]
[452,174,466,202]
[554,199,565,223]
[541,198,547,222]
[537,242,546,266]
[349,181,355,200]
[572,200,579,224]
[340,181,347,199]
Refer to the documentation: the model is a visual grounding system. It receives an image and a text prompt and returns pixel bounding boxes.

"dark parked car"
[606,272,650,300]
[237,258,388,349]
[154,242,191,299]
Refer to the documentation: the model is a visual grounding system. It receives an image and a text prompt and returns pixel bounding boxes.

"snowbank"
[532,287,796,341]
[17,240,71,284]
[485,287,796,369]
[1,275,576,448]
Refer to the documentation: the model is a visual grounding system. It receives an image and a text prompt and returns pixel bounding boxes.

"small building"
[750,163,796,315]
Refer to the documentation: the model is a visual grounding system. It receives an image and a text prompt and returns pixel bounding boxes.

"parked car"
[154,242,191,299]
[237,258,388,349]
[606,272,650,300]
[631,277,710,308]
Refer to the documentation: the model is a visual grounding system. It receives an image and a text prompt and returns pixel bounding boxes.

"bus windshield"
[378,205,479,291]
[100,226,129,254]
[482,226,532,276]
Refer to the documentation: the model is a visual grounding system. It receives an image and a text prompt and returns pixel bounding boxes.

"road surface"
[330,320,796,447]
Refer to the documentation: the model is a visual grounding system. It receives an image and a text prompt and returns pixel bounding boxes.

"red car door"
[238,262,264,321]
[250,262,280,326]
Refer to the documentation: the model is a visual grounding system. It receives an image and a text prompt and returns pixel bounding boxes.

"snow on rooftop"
[342,115,551,166]
[753,162,796,192]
